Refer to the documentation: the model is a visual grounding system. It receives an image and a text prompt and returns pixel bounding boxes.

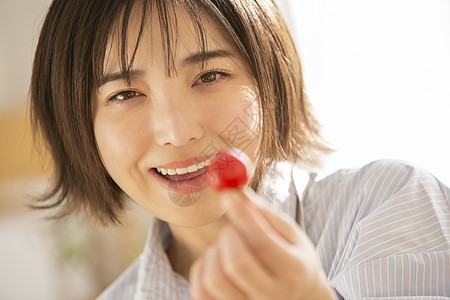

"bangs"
[31,0,330,224]
[95,0,212,88]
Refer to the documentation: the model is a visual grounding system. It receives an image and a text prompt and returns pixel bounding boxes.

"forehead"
[103,3,236,75]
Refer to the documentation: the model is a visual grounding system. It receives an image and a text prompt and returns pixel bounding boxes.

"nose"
[153,96,203,147]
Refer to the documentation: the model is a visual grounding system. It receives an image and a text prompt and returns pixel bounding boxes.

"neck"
[166,215,229,280]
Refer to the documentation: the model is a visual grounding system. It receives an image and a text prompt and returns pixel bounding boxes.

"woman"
[30,0,450,299]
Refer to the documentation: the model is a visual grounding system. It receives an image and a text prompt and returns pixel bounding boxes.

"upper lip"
[154,154,217,169]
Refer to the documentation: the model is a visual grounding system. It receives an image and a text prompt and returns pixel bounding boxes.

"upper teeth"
[157,158,213,175]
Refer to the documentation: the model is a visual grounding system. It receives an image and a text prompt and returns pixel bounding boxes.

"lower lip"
[149,167,213,194]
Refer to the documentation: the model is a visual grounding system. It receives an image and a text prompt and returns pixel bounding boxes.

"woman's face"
[93,8,260,227]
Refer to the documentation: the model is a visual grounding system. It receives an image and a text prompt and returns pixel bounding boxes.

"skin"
[189,189,337,300]
[94,9,260,228]
[93,6,336,300]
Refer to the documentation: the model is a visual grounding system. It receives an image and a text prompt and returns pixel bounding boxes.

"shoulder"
[303,159,450,298]
[304,159,449,245]
[305,159,449,215]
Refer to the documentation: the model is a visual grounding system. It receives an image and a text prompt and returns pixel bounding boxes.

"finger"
[223,191,297,273]
[189,254,216,300]
[201,243,247,300]
[225,188,300,244]
[245,188,315,259]
[244,188,302,244]
[219,225,275,297]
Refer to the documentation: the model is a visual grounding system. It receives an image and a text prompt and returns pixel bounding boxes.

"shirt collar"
[133,219,190,299]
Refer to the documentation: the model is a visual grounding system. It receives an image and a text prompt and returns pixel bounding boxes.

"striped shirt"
[97,159,450,299]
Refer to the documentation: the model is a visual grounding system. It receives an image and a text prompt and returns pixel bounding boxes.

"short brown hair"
[30,0,329,225]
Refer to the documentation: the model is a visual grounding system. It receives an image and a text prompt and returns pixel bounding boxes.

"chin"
[163,188,227,228]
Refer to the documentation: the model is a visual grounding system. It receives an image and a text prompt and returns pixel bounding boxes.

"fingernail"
[222,194,234,209]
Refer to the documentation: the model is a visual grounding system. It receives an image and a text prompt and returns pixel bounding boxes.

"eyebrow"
[99,69,146,87]
[99,49,234,87]
[180,49,234,68]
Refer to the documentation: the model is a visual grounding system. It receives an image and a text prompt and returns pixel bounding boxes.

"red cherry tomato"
[209,149,251,191]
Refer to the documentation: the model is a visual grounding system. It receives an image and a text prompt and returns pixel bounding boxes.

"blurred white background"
[0,0,50,113]
[281,0,450,184]
[1,0,449,299]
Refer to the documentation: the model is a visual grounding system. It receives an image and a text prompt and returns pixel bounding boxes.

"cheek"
[204,85,261,151]
[93,110,152,174]
[239,86,260,133]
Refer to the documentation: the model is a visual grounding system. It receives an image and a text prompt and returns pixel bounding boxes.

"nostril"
[155,112,203,147]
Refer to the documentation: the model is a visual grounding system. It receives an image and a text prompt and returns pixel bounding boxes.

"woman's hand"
[189,189,337,300]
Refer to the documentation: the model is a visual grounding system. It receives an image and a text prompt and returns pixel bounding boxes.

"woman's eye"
[201,72,217,83]
[107,90,142,104]
[194,71,230,86]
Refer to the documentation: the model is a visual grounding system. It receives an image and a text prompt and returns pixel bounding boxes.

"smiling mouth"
[153,157,213,181]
